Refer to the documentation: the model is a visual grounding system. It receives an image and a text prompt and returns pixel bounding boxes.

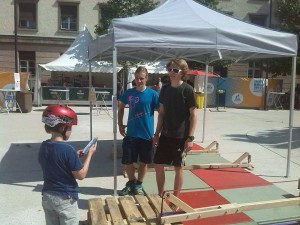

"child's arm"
[72,143,97,180]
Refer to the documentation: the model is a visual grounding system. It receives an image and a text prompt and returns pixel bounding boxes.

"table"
[269,91,285,110]
[0,89,22,113]
[49,89,69,105]
[94,91,110,115]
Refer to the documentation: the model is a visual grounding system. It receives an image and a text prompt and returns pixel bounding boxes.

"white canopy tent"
[88,0,298,194]
[35,26,119,138]
[39,25,115,73]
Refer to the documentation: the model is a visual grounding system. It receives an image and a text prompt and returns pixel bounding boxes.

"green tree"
[260,0,300,76]
[275,0,300,75]
[194,0,219,9]
[94,0,158,35]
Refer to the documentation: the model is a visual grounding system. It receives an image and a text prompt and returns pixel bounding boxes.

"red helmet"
[42,104,77,127]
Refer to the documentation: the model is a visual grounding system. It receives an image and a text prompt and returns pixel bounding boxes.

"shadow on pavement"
[0,139,123,187]
[225,127,300,150]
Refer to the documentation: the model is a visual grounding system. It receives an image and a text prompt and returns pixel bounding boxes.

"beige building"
[0,0,103,88]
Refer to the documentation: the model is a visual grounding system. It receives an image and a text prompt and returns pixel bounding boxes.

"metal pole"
[113,48,118,196]
[89,61,93,140]
[14,0,19,73]
[201,63,209,143]
[286,56,297,177]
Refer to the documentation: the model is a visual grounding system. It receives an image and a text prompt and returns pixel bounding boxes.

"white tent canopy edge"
[88,0,298,195]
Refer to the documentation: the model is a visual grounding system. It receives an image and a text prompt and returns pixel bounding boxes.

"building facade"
[0,0,103,88]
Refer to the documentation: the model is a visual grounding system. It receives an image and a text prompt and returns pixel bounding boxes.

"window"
[19,52,36,76]
[19,2,37,29]
[59,4,78,31]
[248,14,268,27]
[248,61,262,78]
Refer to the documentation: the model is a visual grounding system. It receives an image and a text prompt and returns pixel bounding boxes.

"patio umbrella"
[187,69,219,77]
[188,70,219,92]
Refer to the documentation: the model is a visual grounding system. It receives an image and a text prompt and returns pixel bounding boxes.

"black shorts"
[122,136,153,165]
[153,135,185,167]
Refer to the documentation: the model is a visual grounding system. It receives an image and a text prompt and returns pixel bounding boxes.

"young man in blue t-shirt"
[118,66,159,195]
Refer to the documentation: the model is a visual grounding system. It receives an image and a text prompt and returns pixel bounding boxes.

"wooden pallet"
[87,194,180,225]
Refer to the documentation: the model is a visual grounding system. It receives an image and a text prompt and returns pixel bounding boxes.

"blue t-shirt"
[120,87,159,140]
[38,140,83,200]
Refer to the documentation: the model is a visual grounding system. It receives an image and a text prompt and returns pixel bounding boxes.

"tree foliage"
[276,0,300,34]
[194,0,219,9]
[94,0,158,35]
[262,0,300,76]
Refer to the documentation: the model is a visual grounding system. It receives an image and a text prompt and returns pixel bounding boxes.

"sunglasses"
[167,68,180,73]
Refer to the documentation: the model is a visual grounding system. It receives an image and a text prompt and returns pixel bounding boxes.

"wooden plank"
[147,194,173,215]
[163,192,195,213]
[106,197,125,225]
[118,196,146,225]
[161,197,300,224]
[134,195,158,225]
[147,163,253,172]
[88,198,108,225]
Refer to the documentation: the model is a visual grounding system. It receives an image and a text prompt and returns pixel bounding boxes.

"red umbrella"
[187,69,219,77]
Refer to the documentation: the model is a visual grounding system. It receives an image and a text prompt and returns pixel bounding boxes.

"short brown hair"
[135,66,149,77]
[44,124,64,134]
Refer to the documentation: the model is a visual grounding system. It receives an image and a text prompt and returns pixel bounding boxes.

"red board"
[192,142,204,150]
[177,190,253,225]
[191,167,271,190]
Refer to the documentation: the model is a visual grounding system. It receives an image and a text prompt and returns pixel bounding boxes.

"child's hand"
[77,149,84,158]
[88,143,97,155]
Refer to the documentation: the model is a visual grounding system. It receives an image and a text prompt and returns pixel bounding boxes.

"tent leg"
[286,56,297,177]
[113,48,118,196]
[201,63,209,143]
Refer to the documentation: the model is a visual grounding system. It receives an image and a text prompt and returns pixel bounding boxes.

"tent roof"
[89,0,298,62]
[40,26,117,73]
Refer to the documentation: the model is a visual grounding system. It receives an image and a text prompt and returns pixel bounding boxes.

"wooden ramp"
[87,194,180,225]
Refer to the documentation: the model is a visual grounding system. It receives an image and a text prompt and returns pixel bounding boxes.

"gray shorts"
[42,192,79,225]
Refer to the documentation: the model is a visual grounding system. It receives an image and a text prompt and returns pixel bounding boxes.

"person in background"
[39,104,97,225]
[118,66,159,195]
[157,77,163,93]
[153,59,197,203]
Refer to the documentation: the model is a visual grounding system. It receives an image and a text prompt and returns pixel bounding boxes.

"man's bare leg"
[173,166,183,197]
[125,164,136,181]
[154,164,165,196]
[137,162,147,182]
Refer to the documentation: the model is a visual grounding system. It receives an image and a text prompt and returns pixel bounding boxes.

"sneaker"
[134,184,145,195]
[118,181,134,196]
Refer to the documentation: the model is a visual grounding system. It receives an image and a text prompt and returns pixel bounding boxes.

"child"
[39,104,97,225]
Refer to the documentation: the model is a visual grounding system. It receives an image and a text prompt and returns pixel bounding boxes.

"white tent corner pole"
[113,47,118,196]
[286,56,297,177]
[201,63,209,143]
[89,61,93,140]
[33,66,41,106]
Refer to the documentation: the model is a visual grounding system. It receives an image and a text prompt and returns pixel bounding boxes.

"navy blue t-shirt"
[38,140,83,200]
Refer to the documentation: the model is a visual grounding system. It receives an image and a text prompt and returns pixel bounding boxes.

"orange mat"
[191,167,271,190]
[178,190,253,225]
